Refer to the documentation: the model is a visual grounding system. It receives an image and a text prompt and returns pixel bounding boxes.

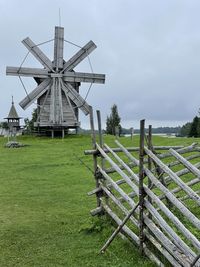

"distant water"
[124,133,176,138]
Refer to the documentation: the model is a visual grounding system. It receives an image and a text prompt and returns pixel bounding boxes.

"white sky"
[1,0,200,129]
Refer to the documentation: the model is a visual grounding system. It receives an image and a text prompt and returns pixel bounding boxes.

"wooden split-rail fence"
[84,109,200,267]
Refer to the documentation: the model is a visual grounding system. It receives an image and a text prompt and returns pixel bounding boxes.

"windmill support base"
[51,129,54,139]
[62,128,65,139]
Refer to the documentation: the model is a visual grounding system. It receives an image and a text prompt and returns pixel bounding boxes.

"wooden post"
[51,129,54,139]
[89,106,100,207]
[96,110,104,169]
[139,119,145,255]
[147,125,152,209]
[96,110,108,207]
[130,127,134,140]
[89,106,96,149]
[115,125,120,138]
[96,110,103,148]
[62,128,65,139]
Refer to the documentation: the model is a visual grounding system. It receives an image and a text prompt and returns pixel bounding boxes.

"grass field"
[0,134,199,267]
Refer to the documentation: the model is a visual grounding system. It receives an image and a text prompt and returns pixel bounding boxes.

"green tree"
[180,122,192,137]
[106,104,121,135]
[188,116,199,137]
[24,108,37,134]
[0,121,9,129]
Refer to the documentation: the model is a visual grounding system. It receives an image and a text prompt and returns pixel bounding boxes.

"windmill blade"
[22,37,54,72]
[53,27,64,70]
[6,66,49,78]
[62,40,97,72]
[19,78,51,110]
[63,71,105,84]
[60,80,90,115]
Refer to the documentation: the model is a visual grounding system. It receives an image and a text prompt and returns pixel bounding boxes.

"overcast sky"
[1,0,200,129]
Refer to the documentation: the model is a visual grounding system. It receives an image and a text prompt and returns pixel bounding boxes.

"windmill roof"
[5,102,20,119]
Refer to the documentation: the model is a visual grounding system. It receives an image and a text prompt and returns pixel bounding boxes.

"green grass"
[0,134,199,267]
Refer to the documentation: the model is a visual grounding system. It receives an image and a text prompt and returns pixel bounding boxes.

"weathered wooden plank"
[96,144,139,195]
[144,216,189,266]
[99,143,195,257]
[98,166,137,207]
[50,78,55,123]
[159,164,200,200]
[58,78,63,123]
[62,88,77,122]
[139,119,145,255]
[63,71,105,84]
[84,145,184,155]
[147,125,153,207]
[36,86,51,123]
[105,153,200,176]
[101,201,164,267]
[157,143,198,160]
[89,106,101,208]
[101,171,195,260]
[90,141,200,265]
[100,182,186,266]
[99,182,138,226]
[144,227,184,267]
[101,200,139,245]
[170,148,200,177]
[167,153,200,169]
[121,170,200,202]
[62,40,97,72]
[156,154,200,187]
[6,66,48,78]
[102,182,193,265]
[87,187,102,196]
[145,147,200,206]
[179,190,200,201]
[90,206,103,216]
[61,80,90,115]
[53,26,64,70]
[146,190,196,259]
[114,141,200,251]
[22,37,54,71]
[19,78,51,109]
[96,110,105,170]
[100,202,139,253]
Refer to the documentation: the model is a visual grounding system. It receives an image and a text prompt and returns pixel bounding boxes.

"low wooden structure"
[85,111,200,266]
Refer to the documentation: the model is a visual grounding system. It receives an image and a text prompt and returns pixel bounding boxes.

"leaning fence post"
[89,106,100,207]
[139,119,145,255]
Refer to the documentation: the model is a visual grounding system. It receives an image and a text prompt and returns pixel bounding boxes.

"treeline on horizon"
[79,115,200,137]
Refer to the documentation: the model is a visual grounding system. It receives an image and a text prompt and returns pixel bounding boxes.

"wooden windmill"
[6,26,105,136]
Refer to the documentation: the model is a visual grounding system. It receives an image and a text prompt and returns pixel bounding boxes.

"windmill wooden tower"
[6,26,105,137]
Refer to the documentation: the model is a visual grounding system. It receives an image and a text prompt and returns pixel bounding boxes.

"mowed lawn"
[0,134,198,267]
